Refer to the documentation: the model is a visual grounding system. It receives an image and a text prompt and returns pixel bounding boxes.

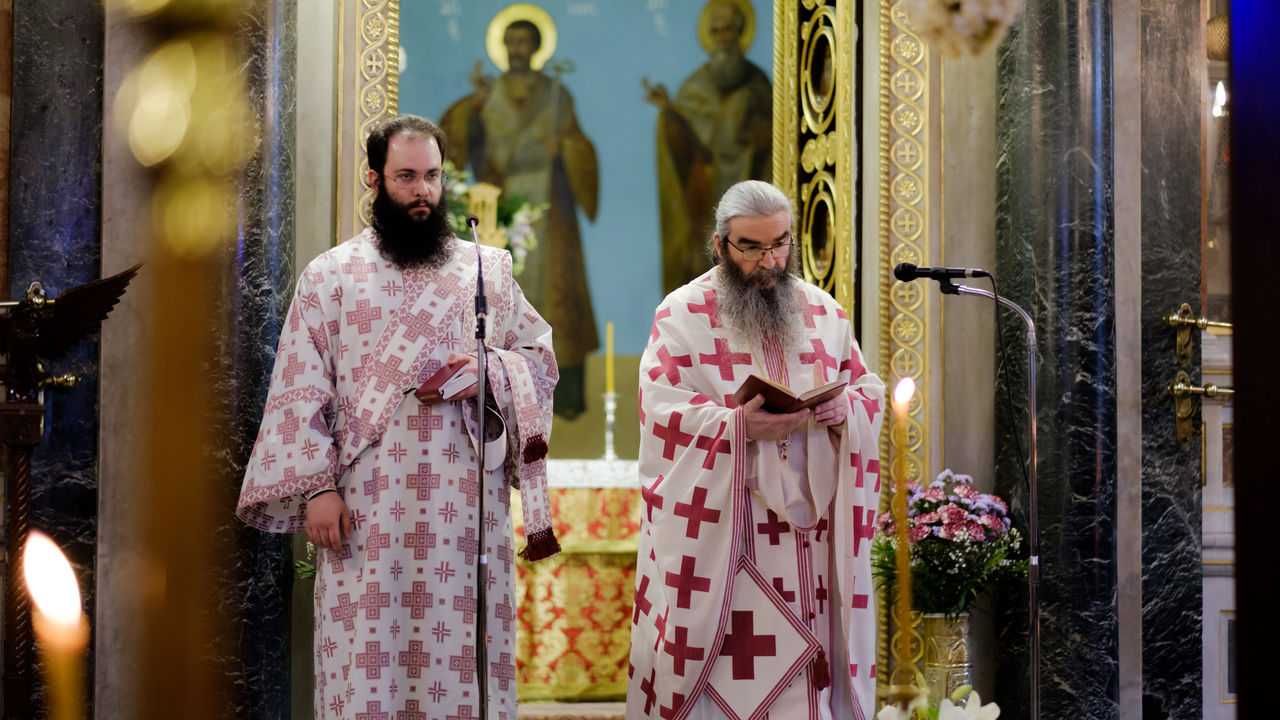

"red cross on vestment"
[642,476,664,522]
[719,610,777,680]
[799,338,839,374]
[649,345,694,386]
[664,626,705,675]
[673,486,722,539]
[698,337,752,381]
[757,509,791,545]
[694,423,732,470]
[802,300,829,328]
[686,290,721,327]
[664,555,712,609]
[653,412,695,461]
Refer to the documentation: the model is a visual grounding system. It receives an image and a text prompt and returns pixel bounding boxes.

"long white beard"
[716,263,804,352]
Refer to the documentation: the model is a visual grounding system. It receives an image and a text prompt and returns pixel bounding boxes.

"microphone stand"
[939,279,1040,720]
[466,217,491,719]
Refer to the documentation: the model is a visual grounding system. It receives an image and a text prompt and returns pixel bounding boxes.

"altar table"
[512,459,639,702]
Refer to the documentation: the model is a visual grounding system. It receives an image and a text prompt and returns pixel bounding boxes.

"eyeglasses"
[382,170,447,189]
[725,234,793,263]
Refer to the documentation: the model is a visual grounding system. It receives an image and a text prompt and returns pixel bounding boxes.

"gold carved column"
[337,0,400,242]
[774,0,856,310]
[877,0,934,695]
[773,0,937,702]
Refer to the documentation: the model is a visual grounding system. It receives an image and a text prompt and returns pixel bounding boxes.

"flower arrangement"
[444,160,546,277]
[878,683,1001,720]
[872,469,1026,617]
[901,0,1024,57]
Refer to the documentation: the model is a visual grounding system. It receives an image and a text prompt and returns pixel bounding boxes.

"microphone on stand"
[465,212,491,719]
[894,262,990,282]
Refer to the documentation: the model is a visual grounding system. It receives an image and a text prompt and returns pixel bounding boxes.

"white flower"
[939,690,1001,720]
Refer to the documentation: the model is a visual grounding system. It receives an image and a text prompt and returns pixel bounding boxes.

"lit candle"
[888,377,916,688]
[605,321,615,395]
[24,531,89,720]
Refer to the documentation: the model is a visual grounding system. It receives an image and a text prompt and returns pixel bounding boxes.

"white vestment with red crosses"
[627,268,885,720]
[236,229,559,720]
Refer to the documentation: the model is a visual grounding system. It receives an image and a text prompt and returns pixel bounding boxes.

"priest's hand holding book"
[735,372,848,441]
[414,353,480,403]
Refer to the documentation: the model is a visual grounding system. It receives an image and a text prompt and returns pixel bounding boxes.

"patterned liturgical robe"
[237,229,559,720]
[628,268,885,720]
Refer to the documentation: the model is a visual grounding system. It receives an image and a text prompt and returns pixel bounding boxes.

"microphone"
[893,262,989,282]
[466,215,479,229]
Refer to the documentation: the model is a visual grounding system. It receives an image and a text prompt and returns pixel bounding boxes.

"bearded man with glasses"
[236,114,561,720]
[628,180,885,720]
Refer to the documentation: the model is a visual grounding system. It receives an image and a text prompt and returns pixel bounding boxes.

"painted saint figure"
[644,0,773,295]
[441,8,600,419]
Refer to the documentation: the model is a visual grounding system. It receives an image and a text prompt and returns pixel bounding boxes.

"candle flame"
[23,531,83,628]
[893,376,916,407]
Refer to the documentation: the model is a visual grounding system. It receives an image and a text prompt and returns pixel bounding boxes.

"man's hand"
[446,353,480,400]
[641,77,670,109]
[468,60,494,109]
[306,492,351,553]
[811,394,848,428]
[742,394,811,441]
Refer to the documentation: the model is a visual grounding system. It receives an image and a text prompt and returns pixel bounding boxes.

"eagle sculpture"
[0,263,141,402]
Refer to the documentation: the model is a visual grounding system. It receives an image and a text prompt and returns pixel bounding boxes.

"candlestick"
[603,391,618,462]
[605,321,615,395]
[24,531,88,720]
[889,377,916,689]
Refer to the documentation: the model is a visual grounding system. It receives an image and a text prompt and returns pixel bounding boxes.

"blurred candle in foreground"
[24,531,89,720]
[888,376,916,687]
[605,321,615,395]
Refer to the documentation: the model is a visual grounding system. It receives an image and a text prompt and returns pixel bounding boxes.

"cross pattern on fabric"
[356,640,391,680]
[650,307,672,342]
[340,257,377,282]
[719,610,777,680]
[673,486,722,539]
[798,338,839,374]
[282,352,307,386]
[698,338,752,382]
[634,575,654,622]
[694,423,731,470]
[642,476,664,522]
[406,462,440,502]
[757,509,791,545]
[407,405,444,442]
[649,345,694,386]
[686,290,721,328]
[276,408,301,444]
[801,299,829,328]
[346,299,383,333]
[664,555,712,609]
[664,625,706,676]
[653,412,695,461]
[401,581,432,619]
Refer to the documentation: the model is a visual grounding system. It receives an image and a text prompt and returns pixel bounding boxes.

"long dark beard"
[371,186,455,270]
[716,249,803,351]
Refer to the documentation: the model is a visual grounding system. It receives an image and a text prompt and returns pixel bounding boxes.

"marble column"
[993,1,1118,718]
[7,0,105,715]
[1137,1,1203,717]
[215,0,298,717]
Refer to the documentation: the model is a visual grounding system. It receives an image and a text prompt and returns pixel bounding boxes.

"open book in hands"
[413,357,478,403]
[731,374,846,414]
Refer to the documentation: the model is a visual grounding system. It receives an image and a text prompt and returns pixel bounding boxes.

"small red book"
[413,358,476,403]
